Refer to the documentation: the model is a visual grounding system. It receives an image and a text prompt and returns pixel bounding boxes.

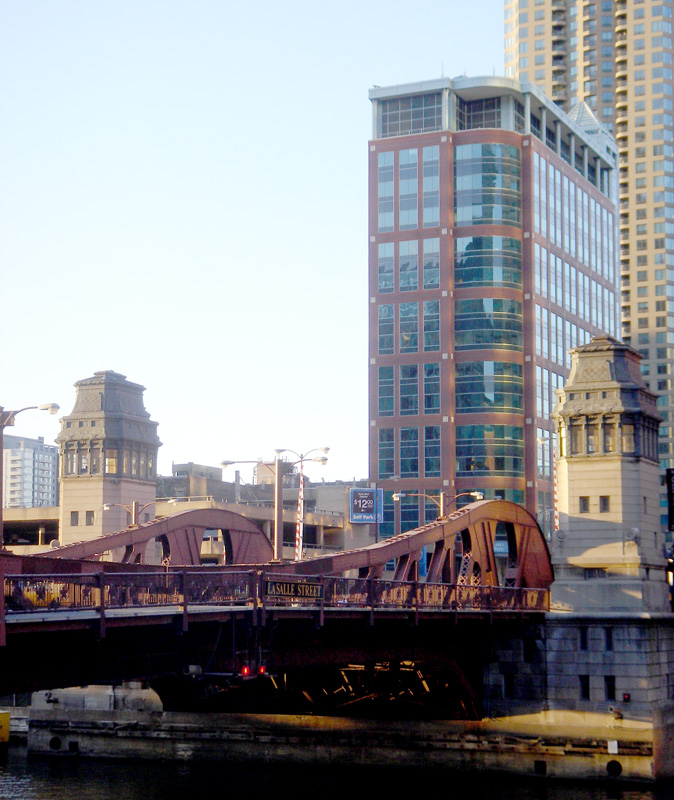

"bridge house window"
[105,448,119,474]
[579,675,590,700]
[605,675,616,702]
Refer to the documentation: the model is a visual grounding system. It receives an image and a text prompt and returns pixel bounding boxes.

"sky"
[1,0,505,485]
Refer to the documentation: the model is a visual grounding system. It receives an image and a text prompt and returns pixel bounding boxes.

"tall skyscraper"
[506,0,674,530]
[368,76,617,539]
[2,435,59,508]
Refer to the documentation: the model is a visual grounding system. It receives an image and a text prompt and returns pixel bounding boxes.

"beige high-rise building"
[506,0,674,532]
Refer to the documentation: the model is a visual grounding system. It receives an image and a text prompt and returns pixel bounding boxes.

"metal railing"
[3,571,549,618]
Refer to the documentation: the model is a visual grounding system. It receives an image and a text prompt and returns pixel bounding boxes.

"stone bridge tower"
[56,371,161,546]
[551,335,667,612]
[547,336,674,727]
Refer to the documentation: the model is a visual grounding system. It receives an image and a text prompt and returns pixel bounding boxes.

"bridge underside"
[0,608,547,721]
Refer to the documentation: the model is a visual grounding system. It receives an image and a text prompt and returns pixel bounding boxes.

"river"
[1,746,673,800]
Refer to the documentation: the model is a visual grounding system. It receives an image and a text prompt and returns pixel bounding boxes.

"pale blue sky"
[1,0,505,483]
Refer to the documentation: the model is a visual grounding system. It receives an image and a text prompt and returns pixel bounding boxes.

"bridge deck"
[2,569,549,642]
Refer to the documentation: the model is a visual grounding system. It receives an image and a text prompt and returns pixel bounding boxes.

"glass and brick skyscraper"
[368,76,618,538]
[506,0,674,529]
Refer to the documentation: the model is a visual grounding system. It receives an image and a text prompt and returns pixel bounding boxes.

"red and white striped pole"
[295,463,305,560]
[553,446,559,532]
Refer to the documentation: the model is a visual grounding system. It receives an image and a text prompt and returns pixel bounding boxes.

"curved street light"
[222,448,329,560]
[103,500,158,527]
[0,403,60,545]
[275,448,329,561]
[391,490,484,520]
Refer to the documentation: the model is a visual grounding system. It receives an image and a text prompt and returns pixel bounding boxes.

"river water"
[1,746,673,800]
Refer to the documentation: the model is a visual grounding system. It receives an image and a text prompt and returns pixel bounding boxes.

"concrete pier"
[24,686,669,782]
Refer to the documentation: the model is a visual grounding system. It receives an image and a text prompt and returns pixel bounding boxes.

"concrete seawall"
[22,685,674,781]
[26,707,661,781]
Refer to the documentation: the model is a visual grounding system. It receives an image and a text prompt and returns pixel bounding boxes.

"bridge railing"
[3,571,549,617]
[259,574,549,613]
[4,574,100,612]
[183,571,256,605]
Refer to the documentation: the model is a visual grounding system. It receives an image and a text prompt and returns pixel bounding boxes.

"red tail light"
[241,665,251,677]
[258,665,266,675]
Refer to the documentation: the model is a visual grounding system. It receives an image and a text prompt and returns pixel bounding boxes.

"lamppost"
[274,448,329,561]
[392,490,484,520]
[0,403,59,546]
[222,447,329,561]
[537,434,558,538]
[102,500,157,527]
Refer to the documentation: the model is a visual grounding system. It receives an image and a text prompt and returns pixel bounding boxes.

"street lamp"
[0,403,59,545]
[221,447,329,561]
[103,501,157,527]
[392,490,484,520]
[275,448,329,561]
[537,434,558,537]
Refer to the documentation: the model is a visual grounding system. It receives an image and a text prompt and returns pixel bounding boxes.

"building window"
[104,449,119,475]
[455,425,524,477]
[454,298,523,351]
[599,495,610,513]
[399,240,418,291]
[400,427,419,478]
[423,300,440,351]
[378,305,394,355]
[423,238,440,289]
[377,151,394,232]
[378,429,394,479]
[454,143,521,228]
[423,146,440,227]
[579,675,590,701]
[579,627,588,651]
[424,426,441,477]
[399,365,419,416]
[85,511,95,526]
[378,366,394,417]
[605,627,613,651]
[399,149,418,231]
[378,242,394,293]
[455,235,522,288]
[379,92,442,138]
[70,511,79,527]
[456,97,502,130]
[455,361,524,414]
[424,363,441,414]
[400,302,419,353]
[579,496,590,513]
[605,676,616,702]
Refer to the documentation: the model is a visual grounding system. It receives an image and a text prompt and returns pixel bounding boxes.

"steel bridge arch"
[278,499,553,589]
[41,508,273,566]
